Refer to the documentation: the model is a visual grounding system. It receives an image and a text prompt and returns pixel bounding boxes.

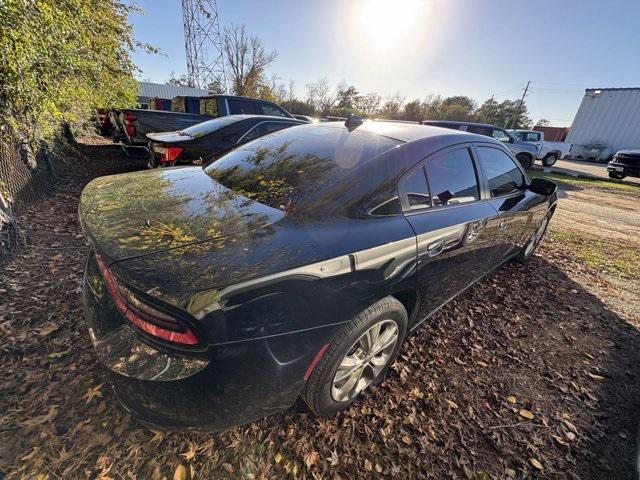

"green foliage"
[474,98,532,129]
[0,0,142,139]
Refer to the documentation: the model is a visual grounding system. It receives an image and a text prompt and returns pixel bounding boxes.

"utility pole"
[506,81,530,129]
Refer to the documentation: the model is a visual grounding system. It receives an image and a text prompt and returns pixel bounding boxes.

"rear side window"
[476,146,525,197]
[240,121,295,143]
[402,167,431,209]
[259,103,288,117]
[206,125,401,210]
[228,99,257,114]
[425,148,480,206]
[524,132,541,141]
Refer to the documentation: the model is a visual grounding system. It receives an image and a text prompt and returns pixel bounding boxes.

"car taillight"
[95,254,198,345]
[123,112,137,139]
[153,145,183,163]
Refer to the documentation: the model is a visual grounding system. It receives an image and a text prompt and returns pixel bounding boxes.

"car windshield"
[205,124,401,211]
[180,116,241,138]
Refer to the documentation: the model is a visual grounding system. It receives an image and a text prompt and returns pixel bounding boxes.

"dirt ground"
[1,139,639,479]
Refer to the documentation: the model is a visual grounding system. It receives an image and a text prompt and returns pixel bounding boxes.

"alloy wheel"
[331,319,399,402]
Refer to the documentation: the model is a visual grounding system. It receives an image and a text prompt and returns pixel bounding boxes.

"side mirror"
[528,177,557,196]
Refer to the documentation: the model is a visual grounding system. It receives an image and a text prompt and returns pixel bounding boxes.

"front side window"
[260,103,288,117]
[476,146,525,197]
[491,129,512,143]
[425,148,480,207]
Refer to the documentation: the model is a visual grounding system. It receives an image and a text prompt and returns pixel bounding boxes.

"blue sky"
[130,0,640,126]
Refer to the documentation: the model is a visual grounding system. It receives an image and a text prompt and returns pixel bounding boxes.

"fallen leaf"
[446,400,459,409]
[505,467,516,477]
[530,458,543,470]
[564,420,578,434]
[506,396,517,404]
[587,372,605,381]
[519,409,534,420]
[274,453,283,464]
[364,459,373,471]
[173,464,186,480]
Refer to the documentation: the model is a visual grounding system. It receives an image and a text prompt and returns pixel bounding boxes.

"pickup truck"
[422,120,539,168]
[510,129,572,167]
[112,94,295,146]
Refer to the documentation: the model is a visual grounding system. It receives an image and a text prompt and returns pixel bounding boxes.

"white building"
[566,87,640,154]
[137,81,210,106]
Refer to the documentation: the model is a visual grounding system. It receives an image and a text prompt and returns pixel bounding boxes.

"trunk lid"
[79,166,284,262]
[147,131,193,144]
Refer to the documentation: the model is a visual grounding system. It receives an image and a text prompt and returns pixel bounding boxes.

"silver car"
[422,121,539,169]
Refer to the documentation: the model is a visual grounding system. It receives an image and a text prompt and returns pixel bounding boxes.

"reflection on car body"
[79,120,557,431]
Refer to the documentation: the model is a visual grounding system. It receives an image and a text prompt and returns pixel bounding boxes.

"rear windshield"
[181,116,241,138]
[204,124,401,210]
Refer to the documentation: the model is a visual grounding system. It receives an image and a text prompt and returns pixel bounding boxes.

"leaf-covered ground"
[1,139,639,479]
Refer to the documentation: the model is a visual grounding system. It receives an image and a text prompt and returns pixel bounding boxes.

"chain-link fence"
[0,130,61,260]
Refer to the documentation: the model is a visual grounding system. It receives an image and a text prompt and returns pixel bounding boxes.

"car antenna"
[345,113,363,131]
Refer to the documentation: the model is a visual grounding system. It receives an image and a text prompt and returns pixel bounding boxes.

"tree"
[401,99,425,121]
[0,0,144,140]
[440,96,476,121]
[357,93,382,117]
[222,24,277,97]
[475,98,532,129]
[305,77,336,115]
[378,93,406,119]
[167,72,193,87]
[535,118,551,127]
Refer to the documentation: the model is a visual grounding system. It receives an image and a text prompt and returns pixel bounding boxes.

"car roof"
[319,120,503,146]
[423,120,504,129]
[220,114,305,123]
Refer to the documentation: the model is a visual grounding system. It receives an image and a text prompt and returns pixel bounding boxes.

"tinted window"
[402,167,431,209]
[259,103,288,117]
[491,129,511,143]
[476,147,525,197]
[206,125,401,210]
[426,148,480,206]
[370,197,401,216]
[241,121,295,143]
[467,125,491,137]
[228,99,257,114]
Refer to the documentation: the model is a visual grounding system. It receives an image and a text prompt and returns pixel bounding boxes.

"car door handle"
[499,220,507,232]
[427,239,445,257]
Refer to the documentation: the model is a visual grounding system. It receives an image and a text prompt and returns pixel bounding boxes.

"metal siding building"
[137,81,211,104]
[566,88,640,152]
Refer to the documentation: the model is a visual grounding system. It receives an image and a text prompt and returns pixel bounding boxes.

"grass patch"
[528,169,640,195]
[547,227,640,278]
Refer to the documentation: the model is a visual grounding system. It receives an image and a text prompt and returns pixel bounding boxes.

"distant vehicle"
[510,129,572,166]
[146,115,305,168]
[607,150,640,179]
[422,120,539,169]
[113,95,295,146]
[292,115,317,123]
[80,120,557,431]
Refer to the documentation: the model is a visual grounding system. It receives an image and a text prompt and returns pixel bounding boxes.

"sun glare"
[356,0,425,50]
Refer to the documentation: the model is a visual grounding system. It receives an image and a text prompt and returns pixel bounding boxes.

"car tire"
[542,153,558,167]
[302,296,408,417]
[608,172,626,180]
[514,214,551,263]
[516,153,534,169]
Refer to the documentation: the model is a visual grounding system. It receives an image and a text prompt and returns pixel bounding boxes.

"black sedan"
[146,114,305,167]
[79,120,557,431]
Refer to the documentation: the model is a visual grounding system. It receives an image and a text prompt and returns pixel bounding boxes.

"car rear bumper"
[82,253,336,431]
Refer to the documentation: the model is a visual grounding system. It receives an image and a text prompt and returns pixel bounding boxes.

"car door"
[400,144,503,319]
[474,144,541,261]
